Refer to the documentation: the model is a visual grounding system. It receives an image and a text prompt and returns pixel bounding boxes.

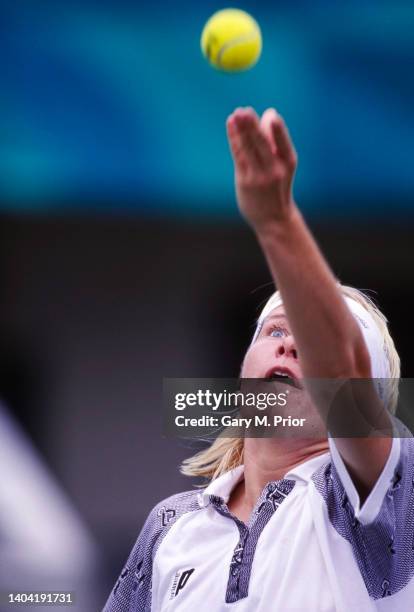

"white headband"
[252,293,390,383]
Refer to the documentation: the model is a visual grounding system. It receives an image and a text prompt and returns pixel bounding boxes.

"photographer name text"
[175,415,306,428]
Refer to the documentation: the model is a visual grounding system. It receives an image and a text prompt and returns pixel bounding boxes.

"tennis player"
[103,107,412,611]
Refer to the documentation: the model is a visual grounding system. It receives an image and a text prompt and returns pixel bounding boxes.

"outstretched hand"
[226,107,297,232]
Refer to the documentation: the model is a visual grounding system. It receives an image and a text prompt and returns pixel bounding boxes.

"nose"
[276,336,298,360]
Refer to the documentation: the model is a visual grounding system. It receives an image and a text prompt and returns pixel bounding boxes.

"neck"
[236,438,329,513]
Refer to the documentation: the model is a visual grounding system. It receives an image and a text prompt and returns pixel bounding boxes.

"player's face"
[240,306,327,433]
[241,306,302,381]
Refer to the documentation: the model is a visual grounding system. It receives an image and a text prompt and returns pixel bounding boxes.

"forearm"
[255,203,371,379]
[226,106,371,379]
[226,106,391,492]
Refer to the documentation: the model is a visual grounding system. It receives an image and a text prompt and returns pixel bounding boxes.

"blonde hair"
[180,285,400,482]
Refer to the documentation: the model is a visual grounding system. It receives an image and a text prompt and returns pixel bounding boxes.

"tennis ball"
[201,9,262,72]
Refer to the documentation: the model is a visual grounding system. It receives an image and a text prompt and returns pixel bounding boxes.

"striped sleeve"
[313,431,414,600]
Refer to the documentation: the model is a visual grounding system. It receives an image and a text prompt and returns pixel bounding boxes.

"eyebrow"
[263,314,288,325]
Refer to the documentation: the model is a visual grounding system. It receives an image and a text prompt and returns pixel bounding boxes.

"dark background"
[0,215,412,605]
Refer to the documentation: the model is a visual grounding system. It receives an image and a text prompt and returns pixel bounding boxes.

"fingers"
[226,111,249,171]
[267,109,297,168]
[227,107,273,169]
[260,108,278,155]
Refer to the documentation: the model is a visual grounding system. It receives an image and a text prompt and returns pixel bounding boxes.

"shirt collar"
[198,465,244,508]
[198,451,330,508]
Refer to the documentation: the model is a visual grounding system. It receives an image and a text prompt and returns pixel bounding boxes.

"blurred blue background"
[1,0,413,216]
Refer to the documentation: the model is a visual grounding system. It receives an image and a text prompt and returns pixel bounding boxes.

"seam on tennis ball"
[216,31,260,69]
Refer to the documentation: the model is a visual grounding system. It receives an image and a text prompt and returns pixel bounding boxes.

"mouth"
[264,366,302,389]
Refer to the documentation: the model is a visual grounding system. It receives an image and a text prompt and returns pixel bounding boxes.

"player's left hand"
[226,107,297,232]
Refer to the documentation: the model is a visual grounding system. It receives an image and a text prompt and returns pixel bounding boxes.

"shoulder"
[309,435,414,600]
[312,435,414,506]
[103,488,205,611]
[144,488,204,534]
[130,488,205,586]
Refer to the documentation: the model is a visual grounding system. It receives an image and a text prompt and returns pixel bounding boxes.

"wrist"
[253,201,301,243]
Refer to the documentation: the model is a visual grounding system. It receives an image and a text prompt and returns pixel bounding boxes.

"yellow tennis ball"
[201,8,262,72]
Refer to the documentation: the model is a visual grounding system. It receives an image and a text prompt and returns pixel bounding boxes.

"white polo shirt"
[104,434,414,611]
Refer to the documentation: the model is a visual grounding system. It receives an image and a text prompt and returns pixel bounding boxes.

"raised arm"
[226,106,391,495]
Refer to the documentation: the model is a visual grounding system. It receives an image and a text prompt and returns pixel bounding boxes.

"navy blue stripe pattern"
[102,489,202,612]
[312,437,414,600]
[211,479,296,603]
